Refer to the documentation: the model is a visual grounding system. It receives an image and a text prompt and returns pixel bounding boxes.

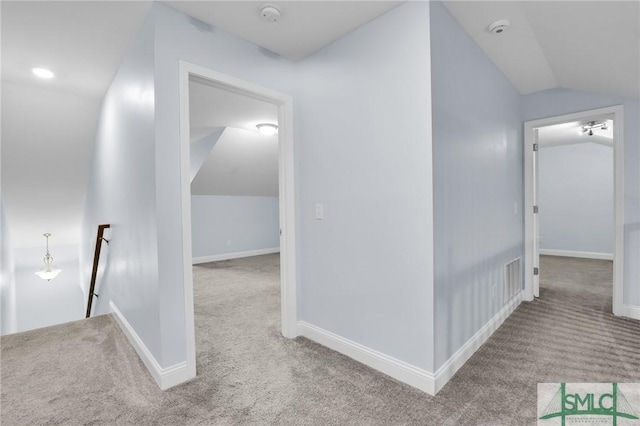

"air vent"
[504,258,521,302]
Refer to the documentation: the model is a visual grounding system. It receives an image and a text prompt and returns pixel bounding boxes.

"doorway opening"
[178,62,298,378]
[524,105,624,317]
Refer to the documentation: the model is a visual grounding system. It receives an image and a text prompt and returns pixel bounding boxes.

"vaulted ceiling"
[443,1,640,99]
[189,79,279,197]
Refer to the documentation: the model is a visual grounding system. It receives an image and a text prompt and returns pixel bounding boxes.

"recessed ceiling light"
[256,123,278,136]
[32,67,55,79]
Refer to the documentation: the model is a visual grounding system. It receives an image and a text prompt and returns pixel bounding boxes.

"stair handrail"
[86,224,110,318]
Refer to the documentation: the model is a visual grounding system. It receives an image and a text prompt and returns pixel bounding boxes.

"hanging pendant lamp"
[35,233,62,281]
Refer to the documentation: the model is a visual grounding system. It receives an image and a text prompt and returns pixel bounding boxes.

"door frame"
[523,105,626,316]
[178,61,299,376]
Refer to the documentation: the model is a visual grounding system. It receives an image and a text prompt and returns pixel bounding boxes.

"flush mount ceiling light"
[580,120,609,136]
[35,233,62,281]
[259,4,281,23]
[488,19,511,34]
[32,67,55,79]
[256,123,278,136]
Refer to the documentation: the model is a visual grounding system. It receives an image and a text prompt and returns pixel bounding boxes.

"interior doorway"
[536,114,615,312]
[523,105,624,316]
[178,62,298,378]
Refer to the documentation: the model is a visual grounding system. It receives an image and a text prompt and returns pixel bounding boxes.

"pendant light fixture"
[35,233,61,281]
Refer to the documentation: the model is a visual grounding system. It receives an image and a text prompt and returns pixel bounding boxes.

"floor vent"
[504,257,521,302]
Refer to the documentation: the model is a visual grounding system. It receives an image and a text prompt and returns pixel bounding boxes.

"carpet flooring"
[539,254,613,313]
[1,254,638,425]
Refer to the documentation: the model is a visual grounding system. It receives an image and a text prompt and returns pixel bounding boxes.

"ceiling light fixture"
[32,67,55,79]
[256,123,278,136]
[580,120,609,136]
[35,233,62,281]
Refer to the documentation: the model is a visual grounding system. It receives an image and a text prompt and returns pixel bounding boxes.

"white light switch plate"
[315,203,324,220]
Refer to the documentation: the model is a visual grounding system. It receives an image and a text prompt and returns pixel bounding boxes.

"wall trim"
[179,63,299,382]
[297,321,436,395]
[434,291,523,394]
[192,247,280,265]
[618,304,640,321]
[110,301,192,390]
[539,249,613,261]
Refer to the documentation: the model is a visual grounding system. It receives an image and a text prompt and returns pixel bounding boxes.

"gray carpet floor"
[539,254,613,313]
[1,254,638,425]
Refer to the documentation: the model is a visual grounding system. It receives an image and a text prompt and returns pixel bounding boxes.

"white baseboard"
[433,292,523,394]
[297,321,436,395]
[539,249,613,260]
[193,247,280,265]
[618,304,640,321]
[110,301,193,390]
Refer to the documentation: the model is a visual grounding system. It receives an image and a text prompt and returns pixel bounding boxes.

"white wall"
[81,13,162,359]
[430,1,524,370]
[539,143,613,255]
[12,245,84,333]
[0,200,17,335]
[1,82,100,249]
[150,0,434,372]
[522,89,640,306]
[151,3,300,369]
[191,195,279,260]
[84,1,435,386]
[295,2,434,370]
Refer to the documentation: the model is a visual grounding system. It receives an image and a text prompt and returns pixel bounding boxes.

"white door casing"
[524,105,629,318]
[178,61,299,383]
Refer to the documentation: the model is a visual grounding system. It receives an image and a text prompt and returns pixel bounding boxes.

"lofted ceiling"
[189,79,279,197]
[443,1,640,99]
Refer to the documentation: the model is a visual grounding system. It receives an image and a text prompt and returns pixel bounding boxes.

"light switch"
[315,203,324,220]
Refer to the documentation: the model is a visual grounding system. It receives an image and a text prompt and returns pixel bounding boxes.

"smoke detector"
[260,5,281,23]
[488,19,511,34]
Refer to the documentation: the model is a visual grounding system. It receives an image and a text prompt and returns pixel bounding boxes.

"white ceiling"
[443,1,640,99]
[163,1,403,61]
[189,79,279,196]
[1,1,152,99]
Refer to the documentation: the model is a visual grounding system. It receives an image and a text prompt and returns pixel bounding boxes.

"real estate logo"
[538,383,640,425]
